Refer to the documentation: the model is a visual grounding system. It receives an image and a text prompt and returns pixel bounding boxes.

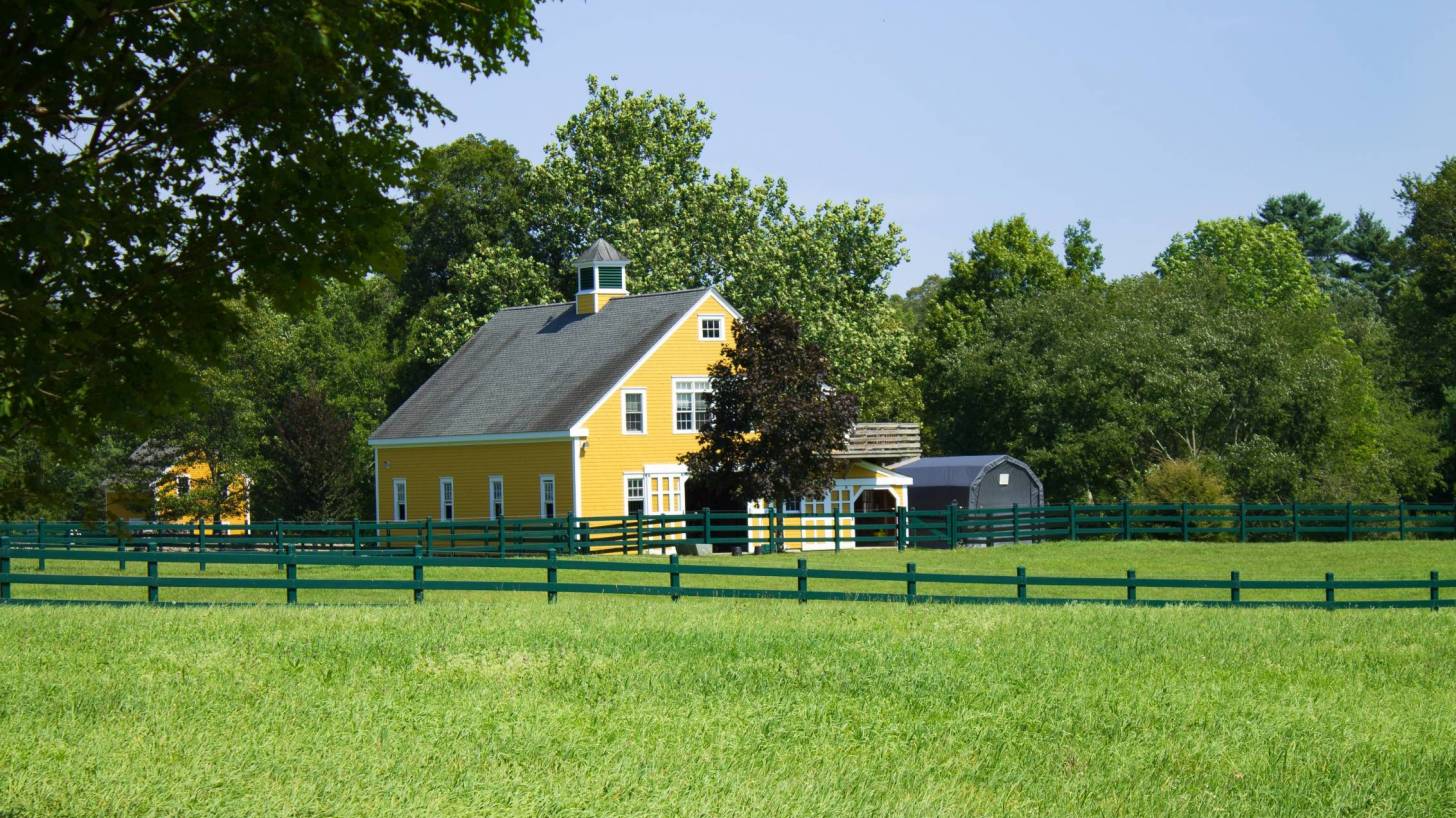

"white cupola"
[573,238,629,315]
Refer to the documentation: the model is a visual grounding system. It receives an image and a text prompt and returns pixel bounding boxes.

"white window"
[439,477,454,521]
[489,476,504,518]
[392,478,408,521]
[539,475,556,518]
[622,389,646,434]
[648,473,685,515]
[698,314,724,340]
[998,472,1010,486]
[176,474,191,496]
[673,377,712,433]
[782,498,802,513]
[625,475,645,515]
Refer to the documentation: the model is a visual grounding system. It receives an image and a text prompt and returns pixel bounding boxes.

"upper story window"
[673,378,712,433]
[622,389,646,434]
[698,315,723,340]
[176,474,191,496]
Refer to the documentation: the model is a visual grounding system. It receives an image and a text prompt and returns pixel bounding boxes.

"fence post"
[352,518,361,558]
[1398,500,1407,541]
[1238,499,1247,543]
[1431,570,1440,612]
[1180,502,1189,542]
[146,541,159,604]
[833,507,842,553]
[424,517,434,557]
[906,562,917,604]
[1012,504,1021,544]
[497,516,506,557]
[546,548,558,603]
[286,544,298,605]
[35,518,45,571]
[947,502,958,548]
[1325,572,1335,609]
[1,536,10,601]
[197,521,206,572]
[1230,570,1240,605]
[118,533,126,571]
[669,554,681,602]
[274,519,283,570]
[566,511,578,555]
[703,508,714,550]
[1292,501,1301,542]
[1345,501,1354,542]
[1068,502,1078,542]
[1121,499,1131,541]
[1126,569,1136,602]
[797,558,808,604]
[636,510,645,555]
[1016,565,1026,601]
[897,507,907,552]
[412,542,424,604]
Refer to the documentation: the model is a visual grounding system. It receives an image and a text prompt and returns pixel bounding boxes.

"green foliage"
[681,310,858,507]
[255,390,363,522]
[924,269,1442,503]
[1134,459,1233,504]
[1,1,543,454]
[1062,218,1106,283]
[400,136,538,312]
[1256,193,1350,284]
[1154,218,1323,309]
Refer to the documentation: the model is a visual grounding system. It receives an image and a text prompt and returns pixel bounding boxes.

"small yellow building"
[105,443,251,526]
[369,239,908,548]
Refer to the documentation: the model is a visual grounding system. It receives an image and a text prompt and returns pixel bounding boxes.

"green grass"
[2,589,1456,816]
[4,538,1455,605]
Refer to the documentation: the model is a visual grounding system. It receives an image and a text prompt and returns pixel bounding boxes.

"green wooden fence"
[0,540,1449,610]
[2,500,1453,558]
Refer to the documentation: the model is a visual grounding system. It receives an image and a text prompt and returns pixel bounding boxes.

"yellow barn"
[369,239,909,548]
[105,443,251,527]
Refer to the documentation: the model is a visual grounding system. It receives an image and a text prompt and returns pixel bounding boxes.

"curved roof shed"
[894,455,1044,510]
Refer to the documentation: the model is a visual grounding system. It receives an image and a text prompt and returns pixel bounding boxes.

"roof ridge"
[495,286,713,313]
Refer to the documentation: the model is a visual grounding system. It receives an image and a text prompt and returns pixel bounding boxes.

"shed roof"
[892,455,1026,487]
[370,288,716,442]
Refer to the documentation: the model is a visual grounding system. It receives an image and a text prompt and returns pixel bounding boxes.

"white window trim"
[489,475,505,519]
[624,473,646,515]
[392,478,408,521]
[539,474,557,519]
[439,476,454,521]
[671,376,712,435]
[698,314,725,340]
[621,388,647,435]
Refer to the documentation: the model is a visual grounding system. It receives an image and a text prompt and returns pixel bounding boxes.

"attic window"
[699,315,723,340]
[998,473,1010,486]
[176,474,190,496]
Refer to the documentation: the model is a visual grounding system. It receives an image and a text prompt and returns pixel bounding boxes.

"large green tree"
[1154,218,1323,309]
[1,1,542,452]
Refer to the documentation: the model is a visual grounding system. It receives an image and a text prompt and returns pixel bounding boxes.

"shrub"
[1134,459,1233,504]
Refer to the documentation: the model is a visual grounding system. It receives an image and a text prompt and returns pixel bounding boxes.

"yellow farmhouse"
[369,240,909,547]
[105,443,251,526]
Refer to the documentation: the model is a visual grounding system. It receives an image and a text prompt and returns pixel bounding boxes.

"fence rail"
[0,542,1449,610]
[2,500,1453,558]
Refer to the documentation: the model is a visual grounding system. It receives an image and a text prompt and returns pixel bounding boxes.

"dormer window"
[699,315,723,340]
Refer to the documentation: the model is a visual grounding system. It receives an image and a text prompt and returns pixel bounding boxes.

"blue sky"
[409,0,1456,293]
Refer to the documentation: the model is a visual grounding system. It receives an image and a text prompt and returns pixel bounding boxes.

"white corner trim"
[571,438,584,516]
[567,288,739,435]
[373,448,380,522]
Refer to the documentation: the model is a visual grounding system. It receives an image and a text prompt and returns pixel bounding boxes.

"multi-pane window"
[782,498,802,513]
[622,390,645,434]
[439,477,454,521]
[539,475,556,518]
[625,476,645,515]
[176,474,191,496]
[698,315,723,340]
[489,476,505,518]
[673,378,712,432]
[393,478,407,521]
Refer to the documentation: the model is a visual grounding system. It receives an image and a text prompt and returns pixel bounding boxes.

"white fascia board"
[369,431,572,448]
[567,288,738,436]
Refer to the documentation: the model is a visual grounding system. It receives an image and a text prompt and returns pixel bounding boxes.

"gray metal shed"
[894,455,1044,510]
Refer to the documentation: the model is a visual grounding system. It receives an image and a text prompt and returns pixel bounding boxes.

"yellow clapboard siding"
[575,292,735,517]
[107,459,251,525]
[375,440,574,520]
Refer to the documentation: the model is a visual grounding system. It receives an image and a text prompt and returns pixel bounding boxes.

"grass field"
[2,541,1456,816]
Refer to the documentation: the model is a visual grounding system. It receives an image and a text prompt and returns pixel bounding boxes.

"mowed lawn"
[1,542,1456,816]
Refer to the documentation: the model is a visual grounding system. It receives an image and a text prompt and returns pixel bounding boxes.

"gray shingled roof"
[572,238,628,265]
[371,288,712,441]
